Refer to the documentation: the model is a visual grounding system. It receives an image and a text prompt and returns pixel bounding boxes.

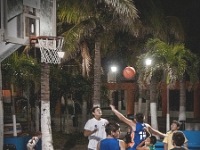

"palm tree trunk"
[134,102,138,114]
[150,75,159,131]
[35,104,40,132]
[145,85,150,123]
[81,96,87,131]
[93,37,101,106]
[178,75,186,123]
[41,63,54,150]
[0,64,4,149]
[27,82,31,131]
[11,84,17,136]
[145,99,150,123]
[138,83,142,112]
[166,84,170,131]
[64,95,69,133]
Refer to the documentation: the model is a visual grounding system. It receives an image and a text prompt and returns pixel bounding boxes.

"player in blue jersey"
[110,105,166,150]
[97,122,126,150]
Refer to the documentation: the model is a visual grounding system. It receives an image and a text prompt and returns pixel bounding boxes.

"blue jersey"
[100,138,120,150]
[130,123,147,150]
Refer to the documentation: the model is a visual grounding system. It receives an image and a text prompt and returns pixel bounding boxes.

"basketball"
[123,67,136,79]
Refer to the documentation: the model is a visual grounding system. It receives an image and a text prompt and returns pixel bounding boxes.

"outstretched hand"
[143,127,151,137]
[109,104,115,111]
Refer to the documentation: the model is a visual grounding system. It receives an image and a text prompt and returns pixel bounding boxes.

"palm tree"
[129,0,186,130]
[57,0,139,107]
[2,51,40,136]
[177,49,199,124]
[101,0,186,119]
[26,36,66,149]
[40,63,54,149]
[136,38,199,131]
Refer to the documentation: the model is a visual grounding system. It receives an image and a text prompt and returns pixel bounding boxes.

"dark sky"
[162,0,200,54]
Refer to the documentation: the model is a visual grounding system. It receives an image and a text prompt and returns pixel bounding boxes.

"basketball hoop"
[30,36,64,64]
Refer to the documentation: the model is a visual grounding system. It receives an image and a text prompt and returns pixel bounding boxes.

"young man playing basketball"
[110,105,166,150]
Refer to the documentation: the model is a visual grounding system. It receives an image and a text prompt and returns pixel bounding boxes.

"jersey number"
[139,131,146,140]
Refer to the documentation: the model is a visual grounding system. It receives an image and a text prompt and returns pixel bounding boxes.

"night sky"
[162,0,200,54]
[104,0,200,73]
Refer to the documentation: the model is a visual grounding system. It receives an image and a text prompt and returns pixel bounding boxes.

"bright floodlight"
[145,58,152,66]
[111,66,117,73]
[58,52,65,58]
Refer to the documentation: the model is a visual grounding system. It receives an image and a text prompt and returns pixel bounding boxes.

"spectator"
[136,135,157,150]
[27,131,42,150]
[124,126,134,148]
[163,120,188,150]
[171,131,188,150]
[97,122,126,150]
[84,106,108,150]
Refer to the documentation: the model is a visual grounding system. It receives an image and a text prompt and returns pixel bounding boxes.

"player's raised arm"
[110,105,135,129]
[146,124,166,137]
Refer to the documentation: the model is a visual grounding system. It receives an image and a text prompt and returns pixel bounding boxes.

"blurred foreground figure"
[27,131,42,150]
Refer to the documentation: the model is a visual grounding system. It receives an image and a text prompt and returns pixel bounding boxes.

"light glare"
[111,66,117,72]
[145,58,152,66]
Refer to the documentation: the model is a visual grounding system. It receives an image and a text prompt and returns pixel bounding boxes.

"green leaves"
[57,0,139,59]
[2,52,40,92]
[136,38,199,88]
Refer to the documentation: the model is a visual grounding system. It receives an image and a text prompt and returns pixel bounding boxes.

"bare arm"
[119,140,126,150]
[96,141,100,150]
[136,140,146,150]
[164,143,168,150]
[146,124,166,137]
[183,133,188,148]
[84,128,98,137]
[110,105,135,129]
[184,142,188,148]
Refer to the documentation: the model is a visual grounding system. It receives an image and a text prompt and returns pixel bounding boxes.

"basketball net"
[38,37,64,64]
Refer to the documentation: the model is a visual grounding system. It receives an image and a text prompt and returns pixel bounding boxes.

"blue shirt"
[131,123,147,150]
[100,138,120,150]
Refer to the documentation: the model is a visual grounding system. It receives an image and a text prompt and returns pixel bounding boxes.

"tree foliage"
[2,52,40,92]
[136,38,199,87]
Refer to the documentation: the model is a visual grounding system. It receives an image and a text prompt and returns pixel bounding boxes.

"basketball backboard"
[1,0,56,45]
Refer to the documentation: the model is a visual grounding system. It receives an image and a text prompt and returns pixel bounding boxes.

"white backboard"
[23,0,40,9]
[2,0,56,45]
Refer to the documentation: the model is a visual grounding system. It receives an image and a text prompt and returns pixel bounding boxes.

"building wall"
[106,81,200,119]
[105,82,135,115]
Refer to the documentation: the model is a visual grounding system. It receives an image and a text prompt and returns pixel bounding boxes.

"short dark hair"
[91,106,100,113]
[134,113,144,123]
[105,122,120,135]
[172,120,181,127]
[172,131,185,146]
[35,131,42,136]
[150,136,157,145]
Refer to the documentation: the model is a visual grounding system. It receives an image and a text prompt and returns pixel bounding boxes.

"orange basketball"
[123,67,136,79]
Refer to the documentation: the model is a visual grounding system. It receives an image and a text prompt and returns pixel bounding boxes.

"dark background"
[162,0,200,55]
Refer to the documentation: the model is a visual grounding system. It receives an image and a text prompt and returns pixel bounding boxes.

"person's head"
[35,131,42,138]
[105,122,121,138]
[91,106,102,118]
[171,120,181,131]
[172,131,185,146]
[145,136,157,146]
[134,113,144,123]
